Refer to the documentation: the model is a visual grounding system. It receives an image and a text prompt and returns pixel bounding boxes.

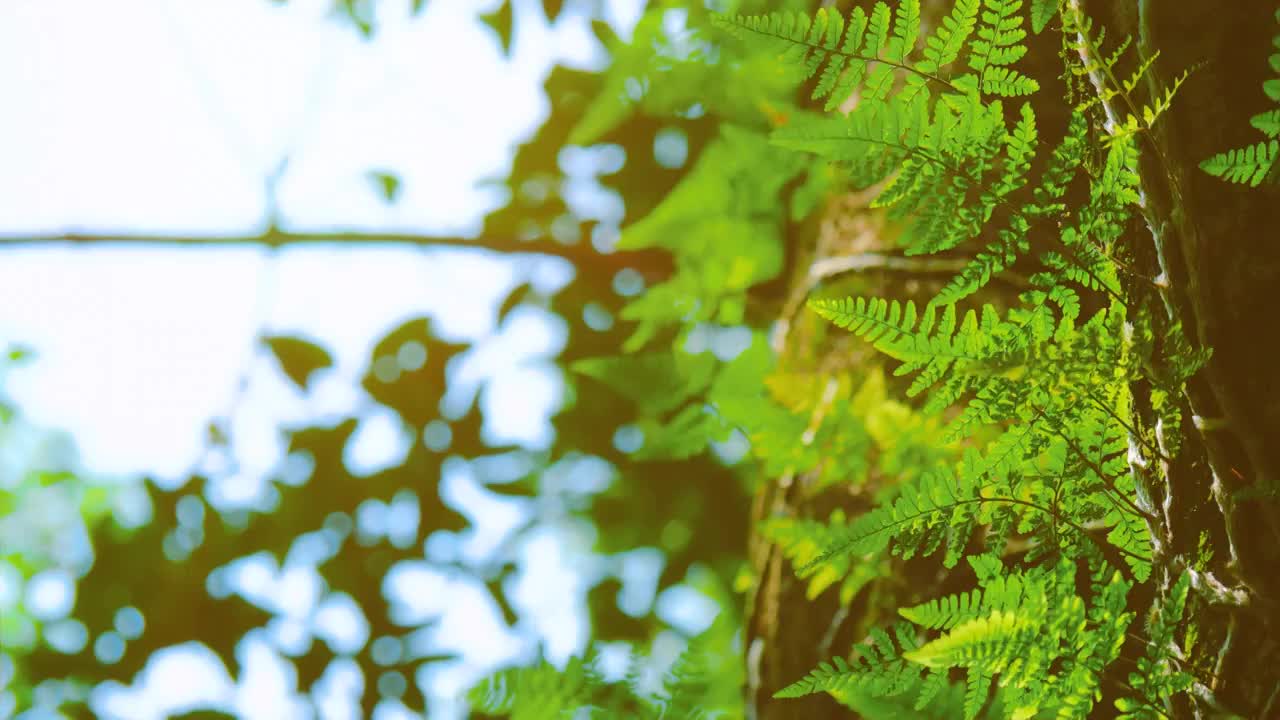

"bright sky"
[0,0,634,476]
[0,0,655,718]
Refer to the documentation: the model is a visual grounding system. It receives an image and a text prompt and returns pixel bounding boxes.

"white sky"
[0,0,625,233]
[0,0,633,476]
[0,0,651,718]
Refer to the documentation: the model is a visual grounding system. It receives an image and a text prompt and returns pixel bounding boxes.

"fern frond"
[790,561,1134,718]
[810,296,998,403]
[990,102,1039,198]
[763,511,886,603]
[936,112,1088,304]
[775,623,923,699]
[890,0,923,63]
[772,95,940,187]
[1031,112,1089,212]
[1020,135,1136,302]
[1066,7,1191,145]
[964,670,994,720]
[1116,573,1195,718]
[1200,140,1279,187]
[715,3,956,111]
[1042,230,1121,298]
[809,294,1057,431]
[903,563,1131,719]
[803,464,1024,569]
[902,587,986,630]
[901,557,1043,630]
[935,217,1030,305]
[1054,572,1133,718]
[1102,52,1192,143]
[901,93,1021,254]
[654,616,746,720]
[741,3,1036,256]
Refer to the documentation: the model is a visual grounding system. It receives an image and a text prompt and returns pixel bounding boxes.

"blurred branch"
[0,230,674,278]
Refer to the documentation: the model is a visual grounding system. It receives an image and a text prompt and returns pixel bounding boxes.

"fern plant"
[482,0,1277,717]
[712,1,1211,717]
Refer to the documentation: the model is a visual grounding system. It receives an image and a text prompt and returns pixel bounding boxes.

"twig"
[0,230,673,279]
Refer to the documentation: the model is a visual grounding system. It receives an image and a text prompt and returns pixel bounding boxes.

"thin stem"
[0,230,673,279]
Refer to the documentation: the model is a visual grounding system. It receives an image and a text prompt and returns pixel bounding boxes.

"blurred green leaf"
[368,170,402,204]
[481,1,514,55]
[263,334,333,391]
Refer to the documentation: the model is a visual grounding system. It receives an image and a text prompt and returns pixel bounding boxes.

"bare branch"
[0,229,674,279]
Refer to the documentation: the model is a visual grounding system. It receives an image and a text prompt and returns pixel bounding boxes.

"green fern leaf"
[914,668,951,710]
[865,3,893,59]
[1251,108,1280,138]
[964,670,993,720]
[775,624,922,700]
[969,0,1040,97]
[803,465,1005,569]
[901,562,1041,631]
[715,3,939,110]
[890,0,923,63]
[1030,0,1057,34]
[990,102,1039,199]
[901,588,985,630]
[936,112,1087,304]
[1199,140,1279,186]
[809,296,992,389]
[469,658,593,720]
[920,0,981,73]
[1031,111,1088,211]
[772,95,938,188]
[1118,573,1195,717]
[904,610,1032,672]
